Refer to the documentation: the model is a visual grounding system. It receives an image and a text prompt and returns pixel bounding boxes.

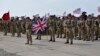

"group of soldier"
[0,12,100,45]
[47,12,100,44]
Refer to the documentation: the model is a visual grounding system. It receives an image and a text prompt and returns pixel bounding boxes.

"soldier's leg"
[26,33,29,44]
[65,31,69,44]
[38,32,41,40]
[95,28,99,40]
[49,35,52,41]
[60,29,63,38]
[49,31,53,41]
[29,35,32,45]
[12,30,15,37]
[4,29,7,36]
[35,35,39,40]
[17,30,21,37]
[90,29,94,41]
[36,33,41,40]
[80,29,84,40]
[19,31,21,37]
[56,29,60,38]
[72,28,76,39]
[63,28,66,38]
[52,32,55,42]
[70,29,73,44]
[78,29,81,40]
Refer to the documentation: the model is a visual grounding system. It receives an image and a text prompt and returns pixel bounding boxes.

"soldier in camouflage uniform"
[10,17,16,37]
[3,21,9,36]
[16,17,21,37]
[77,16,86,40]
[25,17,32,45]
[86,15,94,41]
[63,17,67,38]
[21,16,26,34]
[56,17,63,38]
[47,15,56,42]
[94,15,100,40]
[65,14,74,44]
[33,16,42,40]
[71,15,78,40]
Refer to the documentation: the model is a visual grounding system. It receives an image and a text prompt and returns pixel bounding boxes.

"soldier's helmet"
[49,15,56,19]
[26,17,31,21]
[67,13,72,19]
[82,12,87,20]
[11,17,14,21]
[15,16,19,20]
[87,15,92,19]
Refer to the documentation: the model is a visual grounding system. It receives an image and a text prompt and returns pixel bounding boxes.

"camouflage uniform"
[94,17,100,40]
[47,16,56,42]
[56,18,62,38]
[21,17,26,34]
[63,17,67,38]
[16,17,21,37]
[86,15,94,41]
[65,15,74,44]
[77,17,86,40]
[71,16,78,39]
[25,17,32,45]
[10,18,16,37]
[3,21,8,36]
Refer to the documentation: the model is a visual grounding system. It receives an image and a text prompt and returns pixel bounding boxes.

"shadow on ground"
[0,49,21,56]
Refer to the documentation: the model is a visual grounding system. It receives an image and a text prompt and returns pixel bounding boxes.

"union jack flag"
[32,17,48,34]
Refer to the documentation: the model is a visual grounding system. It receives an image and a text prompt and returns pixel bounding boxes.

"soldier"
[77,16,86,40]
[47,15,56,42]
[63,17,67,38]
[86,15,94,41]
[94,15,100,40]
[21,16,26,34]
[25,17,32,45]
[33,16,42,40]
[71,15,78,40]
[56,17,62,38]
[3,21,8,36]
[16,17,21,37]
[65,14,74,44]
[10,17,16,37]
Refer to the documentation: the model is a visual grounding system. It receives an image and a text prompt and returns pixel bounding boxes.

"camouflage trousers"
[87,27,94,41]
[49,27,55,42]
[78,27,86,40]
[72,27,78,39]
[94,27,99,40]
[16,28,21,37]
[4,28,8,36]
[26,30,32,44]
[11,28,16,37]
[56,28,63,38]
[63,27,67,38]
[65,28,74,44]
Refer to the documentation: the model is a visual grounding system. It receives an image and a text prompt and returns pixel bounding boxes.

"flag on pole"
[98,7,100,13]
[63,11,66,16]
[2,11,10,21]
[32,17,48,34]
[73,8,81,14]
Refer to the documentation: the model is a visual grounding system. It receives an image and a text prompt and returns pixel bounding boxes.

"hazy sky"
[0,0,100,17]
